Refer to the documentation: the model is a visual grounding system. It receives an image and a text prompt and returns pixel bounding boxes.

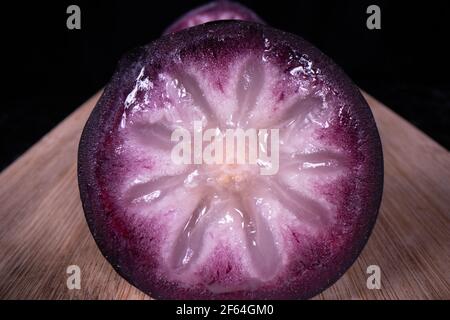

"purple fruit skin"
[164,0,264,34]
[78,21,383,300]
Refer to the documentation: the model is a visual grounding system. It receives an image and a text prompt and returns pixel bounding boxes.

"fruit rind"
[164,0,264,34]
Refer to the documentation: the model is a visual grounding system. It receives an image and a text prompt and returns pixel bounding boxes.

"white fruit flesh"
[115,53,349,290]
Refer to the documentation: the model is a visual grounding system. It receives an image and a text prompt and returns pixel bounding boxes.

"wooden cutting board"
[0,91,448,300]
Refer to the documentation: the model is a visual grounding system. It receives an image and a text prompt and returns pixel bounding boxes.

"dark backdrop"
[1,0,449,170]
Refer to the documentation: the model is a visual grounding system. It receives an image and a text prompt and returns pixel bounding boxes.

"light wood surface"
[0,91,448,300]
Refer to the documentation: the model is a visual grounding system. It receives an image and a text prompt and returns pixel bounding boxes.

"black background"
[1,0,448,170]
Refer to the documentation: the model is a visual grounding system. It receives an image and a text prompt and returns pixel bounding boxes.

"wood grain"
[0,91,449,300]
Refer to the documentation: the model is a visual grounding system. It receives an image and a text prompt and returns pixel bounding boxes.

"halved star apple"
[78,21,383,300]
